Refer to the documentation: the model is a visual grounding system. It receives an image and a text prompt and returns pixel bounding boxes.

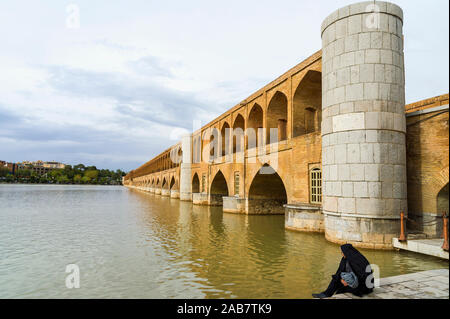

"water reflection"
[0,185,447,299]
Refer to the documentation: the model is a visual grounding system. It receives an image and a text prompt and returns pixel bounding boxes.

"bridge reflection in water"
[128,187,447,299]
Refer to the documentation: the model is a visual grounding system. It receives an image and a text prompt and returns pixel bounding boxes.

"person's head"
[340,244,354,258]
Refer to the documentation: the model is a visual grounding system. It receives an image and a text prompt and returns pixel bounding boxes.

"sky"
[0,0,448,171]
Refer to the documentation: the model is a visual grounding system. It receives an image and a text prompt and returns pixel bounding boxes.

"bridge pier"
[192,193,209,205]
[179,135,192,201]
[170,190,180,198]
[222,197,246,214]
[284,204,324,233]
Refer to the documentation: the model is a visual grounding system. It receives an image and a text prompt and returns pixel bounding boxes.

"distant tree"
[0,167,10,177]
[73,174,82,184]
[17,169,31,178]
[1,163,126,185]
[39,176,48,184]
[84,170,98,182]
[63,165,74,179]
[81,176,91,184]
[57,175,70,184]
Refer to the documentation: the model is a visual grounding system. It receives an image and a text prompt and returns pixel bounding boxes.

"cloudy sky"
[0,0,448,171]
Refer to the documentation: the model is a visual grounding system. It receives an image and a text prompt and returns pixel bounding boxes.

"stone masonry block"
[339,164,350,180]
[350,164,365,181]
[342,182,354,197]
[350,65,360,84]
[347,144,361,163]
[341,52,355,68]
[347,130,366,143]
[360,64,374,82]
[380,49,393,64]
[337,68,350,87]
[360,143,374,163]
[359,33,371,50]
[345,83,364,101]
[355,50,365,65]
[393,182,406,199]
[364,164,379,181]
[338,197,356,214]
[371,32,382,49]
[348,14,362,35]
[340,102,354,114]
[345,34,359,52]
[380,164,394,182]
[365,49,380,64]
[382,181,393,198]
[382,32,391,49]
[334,144,347,164]
[336,19,348,39]
[365,130,378,142]
[374,64,385,82]
[329,164,338,181]
[373,143,389,163]
[364,83,379,100]
[365,112,380,129]
[335,38,345,56]
[368,182,382,198]
[354,182,368,198]
[332,112,365,132]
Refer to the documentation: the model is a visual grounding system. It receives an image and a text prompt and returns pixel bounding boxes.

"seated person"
[312,244,374,298]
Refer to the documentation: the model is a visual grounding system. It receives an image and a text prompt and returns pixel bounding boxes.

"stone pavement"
[329,269,449,299]
[393,238,449,260]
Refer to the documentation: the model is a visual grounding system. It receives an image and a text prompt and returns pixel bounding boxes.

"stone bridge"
[124,1,449,250]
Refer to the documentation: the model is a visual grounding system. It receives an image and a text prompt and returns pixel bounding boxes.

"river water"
[0,184,447,299]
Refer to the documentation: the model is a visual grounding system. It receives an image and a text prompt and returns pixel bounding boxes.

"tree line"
[0,164,126,185]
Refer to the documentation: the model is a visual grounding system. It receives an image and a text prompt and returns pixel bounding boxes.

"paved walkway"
[393,238,449,260]
[329,269,449,299]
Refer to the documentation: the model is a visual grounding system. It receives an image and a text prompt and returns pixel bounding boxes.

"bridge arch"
[209,170,229,206]
[247,103,263,149]
[192,173,200,193]
[293,70,322,137]
[162,177,168,189]
[193,135,201,163]
[221,122,230,157]
[248,164,287,214]
[170,176,176,190]
[267,91,288,144]
[437,183,449,214]
[232,114,245,153]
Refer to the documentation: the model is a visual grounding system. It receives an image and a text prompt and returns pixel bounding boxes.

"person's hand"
[341,279,348,286]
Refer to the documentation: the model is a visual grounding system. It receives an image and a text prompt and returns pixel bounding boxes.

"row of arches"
[191,164,288,208]
[138,175,179,190]
[192,70,322,162]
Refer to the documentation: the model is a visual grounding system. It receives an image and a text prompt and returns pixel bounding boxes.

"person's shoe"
[312,292,328,299]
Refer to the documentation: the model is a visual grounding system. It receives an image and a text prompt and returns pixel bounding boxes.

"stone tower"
[179,134,192,201]
[321,1,407,248]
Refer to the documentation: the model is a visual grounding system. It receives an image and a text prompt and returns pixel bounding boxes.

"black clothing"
[323,244,374,297]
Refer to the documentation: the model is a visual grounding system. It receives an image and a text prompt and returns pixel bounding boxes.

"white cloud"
[0,0,448,170]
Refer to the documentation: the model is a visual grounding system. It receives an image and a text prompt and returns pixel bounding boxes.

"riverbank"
[329,269,449,299]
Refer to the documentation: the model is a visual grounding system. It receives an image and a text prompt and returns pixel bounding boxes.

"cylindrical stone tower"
[321,1,407,249]
[180,134,192,201]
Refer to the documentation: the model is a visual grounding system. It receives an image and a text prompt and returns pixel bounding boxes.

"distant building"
[1,160,18,175]
[17,161,66,175]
